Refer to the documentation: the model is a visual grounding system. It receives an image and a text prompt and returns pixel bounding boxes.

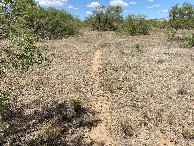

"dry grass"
[0,29,194,145]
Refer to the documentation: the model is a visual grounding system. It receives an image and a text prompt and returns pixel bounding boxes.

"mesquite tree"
[85,5,123,31]
[169,2,194,38]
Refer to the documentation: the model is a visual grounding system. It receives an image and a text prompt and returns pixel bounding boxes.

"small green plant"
[182,33,194,48]
[128,84,135,92]
[99,32,106,39]
[0,66,5,78]
[182,128,194,139]
[70,99,82,112]
[187,34,194,47]
[43,123,62,140]
[117,41,123,45]
[120,120,134,137]
[167,112,176,125]
[165,28,175,40]
[119,48,125,54]
[155,111,163,126]
[164,51,170,55]
[74,83,81,92]
[99,33,103,38]
[135,43,143,52]
[142,110,150,121]
[135,43,140,49]
[130,53,135,57]
[177,87,188,95]
[157,59,165,64]
[0,89,10,111]
[100,77,115,93]
[150,89,154,97]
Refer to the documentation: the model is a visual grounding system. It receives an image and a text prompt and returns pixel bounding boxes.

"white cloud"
[110,0,128,7]
[37,0,68,6]
[123,10,134,13]
[68,5,73,8]
[162,10,169,12]
[86,11,92,15]
[67,5,79,10]
[129,1,138,5]
[148,0,154,2]
[153,4,160,7]
[87,2,100,8]
[147,4,160,8]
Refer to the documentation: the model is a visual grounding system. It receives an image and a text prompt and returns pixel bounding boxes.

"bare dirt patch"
[89,48,114,145]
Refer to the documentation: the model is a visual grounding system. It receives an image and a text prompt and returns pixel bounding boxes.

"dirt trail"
[88,41,114,145]
[91,49,101,93]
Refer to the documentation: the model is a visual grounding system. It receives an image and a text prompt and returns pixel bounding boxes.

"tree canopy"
[169,2,194,30]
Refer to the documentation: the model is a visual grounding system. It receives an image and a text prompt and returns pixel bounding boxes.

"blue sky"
[35,0,194,20]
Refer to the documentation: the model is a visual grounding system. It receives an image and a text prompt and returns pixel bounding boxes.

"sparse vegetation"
[177,87,188,95]
[74,83,81,92]
[43,123,62,140]
[0,0,194,145]
[100,77,115,93]
[182,128,194,139]
[70,99,82,112]
[120,120,134,137]
[181,33,194,47]
[167,112,176,125]
[0,89,9,110]
[157,58,165,64]
[154,110,163,126]
[142,110,150,121]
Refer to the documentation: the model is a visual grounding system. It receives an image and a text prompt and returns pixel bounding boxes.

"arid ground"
[0,29,194,145]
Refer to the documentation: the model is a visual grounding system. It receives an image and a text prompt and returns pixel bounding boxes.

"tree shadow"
[0,101,102,145]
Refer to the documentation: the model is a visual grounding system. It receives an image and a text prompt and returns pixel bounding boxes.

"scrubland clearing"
[0,29,193,145]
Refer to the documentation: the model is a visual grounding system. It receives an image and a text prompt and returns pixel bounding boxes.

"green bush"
[0,89,10,111]
[118,14,151,36]
[181,33,194,47]
[0,0,50,110]
[43,123,62,140]
[187,33,194,47]
[148,19,160,28]
[32,7,81,39]
[85,5,123,31]
[168,2,194,39]
[70,99,82,112]
[6,34,48,71]
[159,20,170,29]
[0,0,81,40]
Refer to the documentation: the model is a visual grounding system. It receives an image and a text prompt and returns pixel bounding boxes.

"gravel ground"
[0,29,193,145]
